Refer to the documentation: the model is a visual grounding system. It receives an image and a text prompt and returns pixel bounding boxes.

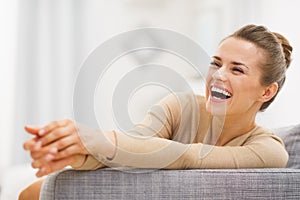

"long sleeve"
[102,130,288,169]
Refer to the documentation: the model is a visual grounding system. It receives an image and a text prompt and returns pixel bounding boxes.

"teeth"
[211,86,232,97]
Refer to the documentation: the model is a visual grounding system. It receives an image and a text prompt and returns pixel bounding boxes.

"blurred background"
[1,0,300,199]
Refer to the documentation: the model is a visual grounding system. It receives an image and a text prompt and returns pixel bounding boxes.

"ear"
[260,82,279,103]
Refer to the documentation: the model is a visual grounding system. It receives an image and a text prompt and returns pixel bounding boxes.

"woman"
[19,24,293,199]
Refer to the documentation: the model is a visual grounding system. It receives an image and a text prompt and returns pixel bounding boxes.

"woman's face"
[205,37,267,116]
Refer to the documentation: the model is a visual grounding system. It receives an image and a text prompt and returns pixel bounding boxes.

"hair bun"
[273,32,293,69]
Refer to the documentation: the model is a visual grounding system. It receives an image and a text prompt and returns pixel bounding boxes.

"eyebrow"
[212,56,249,69]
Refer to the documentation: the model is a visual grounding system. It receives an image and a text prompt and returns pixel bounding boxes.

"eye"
[232,67,244,74]
[210,61,221,68]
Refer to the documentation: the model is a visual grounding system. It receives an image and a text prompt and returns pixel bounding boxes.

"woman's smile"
[209,85,232,103]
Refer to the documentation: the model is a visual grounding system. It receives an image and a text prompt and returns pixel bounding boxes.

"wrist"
[70,154,88,169]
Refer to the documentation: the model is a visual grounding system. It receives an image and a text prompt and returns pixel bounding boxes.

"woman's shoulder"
[246,125,285,146]
[244,125,289,167]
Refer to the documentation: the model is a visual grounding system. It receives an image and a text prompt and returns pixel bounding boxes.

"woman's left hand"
[23,119,89,176]
[24,119,89,158]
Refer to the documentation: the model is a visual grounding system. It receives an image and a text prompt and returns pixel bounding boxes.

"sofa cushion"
[274,124,300,169]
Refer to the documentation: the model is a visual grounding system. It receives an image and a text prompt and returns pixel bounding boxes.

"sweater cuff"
[72,155,105,170]
[77,124,117,166]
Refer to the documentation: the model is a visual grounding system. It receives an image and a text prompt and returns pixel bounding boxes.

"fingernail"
[45,154,54,162]
[34,141,42,151]
[37,167,46,177]
[32,161,41,168]
[49,147,58,154]
[38,129,45,136]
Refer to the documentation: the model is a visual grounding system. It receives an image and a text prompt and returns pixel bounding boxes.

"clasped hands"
[23,119,89,177]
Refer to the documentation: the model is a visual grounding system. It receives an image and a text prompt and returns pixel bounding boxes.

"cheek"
[205,86,209,101]
[238,81,264,100]
[205,71,214,98]
[205,68,214,85]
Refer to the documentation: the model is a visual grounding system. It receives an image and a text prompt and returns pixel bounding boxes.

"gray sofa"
[40,124,300,200]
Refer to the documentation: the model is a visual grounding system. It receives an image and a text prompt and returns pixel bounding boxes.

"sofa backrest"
[274,124,300,169]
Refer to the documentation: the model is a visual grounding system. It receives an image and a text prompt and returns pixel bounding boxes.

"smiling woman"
[19,24,293,200]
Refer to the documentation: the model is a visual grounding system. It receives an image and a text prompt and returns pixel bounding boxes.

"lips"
[210,85,232,100]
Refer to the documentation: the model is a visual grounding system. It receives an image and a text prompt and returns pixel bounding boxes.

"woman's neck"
[211,113,257,146]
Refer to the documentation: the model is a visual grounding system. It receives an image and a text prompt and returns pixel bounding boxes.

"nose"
[212,67,227,82]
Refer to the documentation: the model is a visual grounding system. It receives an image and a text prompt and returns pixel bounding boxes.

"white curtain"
[0,0,18,177]
[11,0,84,166]
[0,1,82,195]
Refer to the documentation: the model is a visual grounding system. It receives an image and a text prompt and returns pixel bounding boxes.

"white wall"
[254,0,300,128]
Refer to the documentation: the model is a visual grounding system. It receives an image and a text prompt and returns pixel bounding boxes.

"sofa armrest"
[40,168,300,200]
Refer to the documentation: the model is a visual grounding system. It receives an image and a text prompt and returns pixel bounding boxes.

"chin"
[205,99,227,116]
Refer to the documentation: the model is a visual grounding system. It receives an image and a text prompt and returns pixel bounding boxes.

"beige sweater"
[75,93,288,170]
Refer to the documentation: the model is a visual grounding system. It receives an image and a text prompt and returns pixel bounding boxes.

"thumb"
[24,125,41,135]
[36,156,74,177]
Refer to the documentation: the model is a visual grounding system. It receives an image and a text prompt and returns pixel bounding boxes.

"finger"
[39,125,75,146]
[32,135,87,161]
[38,119,70,137]
[30,134,77,159]
[54,144,83,160]
[36,156,75,177]
[30,147,58,160]
[30,135,78,160]
[23,138,41,151]
[31,154,56,169]
[24,125,41,135]
[49,134,77,151]
[46,133,88,155]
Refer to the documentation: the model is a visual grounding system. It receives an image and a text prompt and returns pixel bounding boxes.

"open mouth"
[211,86,232,100]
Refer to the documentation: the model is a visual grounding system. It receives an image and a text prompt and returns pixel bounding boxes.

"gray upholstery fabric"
[41,168,300,200]
[274,124,300,169]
